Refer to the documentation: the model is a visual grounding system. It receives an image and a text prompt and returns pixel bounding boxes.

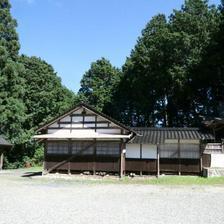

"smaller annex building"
[34,103,214,176]
[0,136,12,170]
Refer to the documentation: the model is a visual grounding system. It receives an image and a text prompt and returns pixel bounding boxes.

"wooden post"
[199,140,203,175]
[120,140,125,178]
[157,144,160,178]
[0,152,3,170]
[178,138,181,176]
[68,139,71,175]
[43,140,47,175]
[93,139,96,175]
[140,144,142,176]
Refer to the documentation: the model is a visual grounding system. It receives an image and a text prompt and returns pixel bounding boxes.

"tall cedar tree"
[0,0,76,167]
[112,0,220,127]
[0,0,19,59]
[0,0,26,144]
[19,55,76,130]
[78,58,121,112]
[190,1,224,119]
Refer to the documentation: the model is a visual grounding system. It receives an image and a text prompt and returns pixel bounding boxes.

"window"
[71,141,93,155]
[96,142,120,156]
[159,143,200,159]
[47,142,68,154]
[180,144,199,159]
[160,144,178,158]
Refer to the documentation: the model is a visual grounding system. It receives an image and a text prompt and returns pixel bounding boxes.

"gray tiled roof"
[130,127,214,144]
[0,136,12,147]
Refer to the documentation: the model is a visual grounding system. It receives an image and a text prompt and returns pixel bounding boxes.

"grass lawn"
[3,167,224,186]
[126,175,224,185]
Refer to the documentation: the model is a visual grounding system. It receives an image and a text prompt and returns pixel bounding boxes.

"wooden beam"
[70,114,97,117]
[94,115,97,132]
[157,144,160,178]
[48,127,120,130]
[140,144,142,176]
[0,152,3,170]
[58,121,110,125]
[178,138,181,176]
[120,140,125,177]
[199,140,203,175]
[43,140,47,174]
[93,139,96,175]
[68,140,72,175]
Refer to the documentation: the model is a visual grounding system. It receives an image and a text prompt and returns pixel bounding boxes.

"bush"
[32,146,44,166]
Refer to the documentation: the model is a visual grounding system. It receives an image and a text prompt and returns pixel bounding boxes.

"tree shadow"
[21,171,42,177]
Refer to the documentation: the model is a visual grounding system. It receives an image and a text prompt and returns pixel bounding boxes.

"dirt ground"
[0,169,224,224]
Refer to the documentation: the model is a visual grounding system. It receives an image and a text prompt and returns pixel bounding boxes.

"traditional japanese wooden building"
[34,103,135,176]
[34,103,215,176]
[0,136,12,170]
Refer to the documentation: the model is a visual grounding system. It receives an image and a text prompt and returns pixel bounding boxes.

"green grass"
[36,175,224,186]
[3,167,224,186]
[127,176,224,185]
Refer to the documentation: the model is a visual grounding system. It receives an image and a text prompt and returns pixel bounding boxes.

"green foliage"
[0,0,77,168]
[78,58,121,112]
[0,0,19,59]
[31,146,44,166]
[110,0,222,127]
[1,0,224,168]
[19,55,75,130]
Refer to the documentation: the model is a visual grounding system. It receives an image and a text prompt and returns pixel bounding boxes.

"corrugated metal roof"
[129,127,215,144]
[0,136,12,147]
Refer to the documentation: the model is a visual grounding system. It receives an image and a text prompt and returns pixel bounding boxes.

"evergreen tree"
[19,55,76,129]
[0,0,26,143]
[190,1,224,118]
[112,0,220,127]
[0,0,20,59]
[78,58,121,112]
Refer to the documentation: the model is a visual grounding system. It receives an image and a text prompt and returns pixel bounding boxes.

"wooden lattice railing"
[43,141,96,175]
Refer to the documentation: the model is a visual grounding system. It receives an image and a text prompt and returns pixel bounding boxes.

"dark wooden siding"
[125,159,157,173]
[45,140,121,173]
[202,154,211,167]
[125,158,200,174]
[45,155,120,172]
[160,159,200,173]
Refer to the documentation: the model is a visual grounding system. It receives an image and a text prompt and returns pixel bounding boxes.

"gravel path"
[0,172,224,224]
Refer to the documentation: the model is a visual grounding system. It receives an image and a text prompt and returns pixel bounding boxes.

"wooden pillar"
[68,139,72,175]
[178,138,181,176]
[93,139,96,175]
[0,152,3,170]
[43,140,47,175]
[140,144,142,176]
[199,140,203,175]
[157,144,160,178]
[120,140,125,178]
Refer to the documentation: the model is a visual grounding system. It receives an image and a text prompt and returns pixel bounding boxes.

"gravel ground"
[0,171,224,224]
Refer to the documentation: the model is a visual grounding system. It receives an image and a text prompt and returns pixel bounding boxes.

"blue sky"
[11,0,221,93]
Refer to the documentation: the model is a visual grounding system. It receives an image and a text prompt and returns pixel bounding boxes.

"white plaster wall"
[60,115,71,122]
[142,144,157,159]
[211,154,224,168]
[48,123,59,128]
[85,116,95,122]
[72,116,83,122]
[97,129,121,134]
[126,144,140,159]
[47,129,71,134]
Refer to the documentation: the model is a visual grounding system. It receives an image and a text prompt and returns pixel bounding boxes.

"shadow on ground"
[21,172,42,177]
